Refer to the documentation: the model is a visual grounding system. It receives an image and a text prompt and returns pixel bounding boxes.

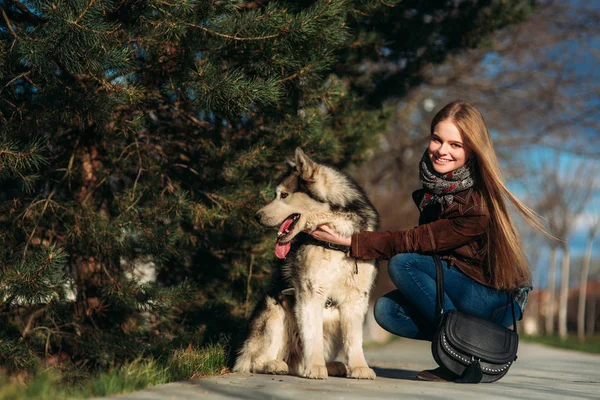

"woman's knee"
[388,253,422,285]
[373,291,424,340]
[373,295,395,327]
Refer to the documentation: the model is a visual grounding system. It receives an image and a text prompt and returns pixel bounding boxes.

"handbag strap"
[433,255,517,332]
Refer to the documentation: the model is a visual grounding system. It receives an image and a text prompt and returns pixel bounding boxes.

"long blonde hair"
[431,100,544,290]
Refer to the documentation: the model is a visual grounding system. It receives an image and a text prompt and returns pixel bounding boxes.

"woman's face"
[428,119,473,174]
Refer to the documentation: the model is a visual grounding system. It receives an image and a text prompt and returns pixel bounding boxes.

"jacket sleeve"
[349,214,489,260]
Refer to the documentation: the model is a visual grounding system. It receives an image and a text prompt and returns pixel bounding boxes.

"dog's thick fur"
[234,148,379,379]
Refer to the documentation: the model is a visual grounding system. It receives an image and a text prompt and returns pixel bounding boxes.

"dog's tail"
[232,345,253,373]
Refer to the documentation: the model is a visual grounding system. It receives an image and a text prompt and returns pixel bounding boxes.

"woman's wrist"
[341,235,352,247]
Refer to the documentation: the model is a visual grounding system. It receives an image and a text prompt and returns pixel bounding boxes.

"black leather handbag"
[431,255,519,383]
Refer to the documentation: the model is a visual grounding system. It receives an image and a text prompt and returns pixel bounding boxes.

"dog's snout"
[254,211,263,223]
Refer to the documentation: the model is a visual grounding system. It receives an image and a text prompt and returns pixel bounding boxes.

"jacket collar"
[452,188,474,205]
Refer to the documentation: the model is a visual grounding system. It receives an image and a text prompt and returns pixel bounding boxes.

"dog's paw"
[262,360,289,375]
[326,361,348,377]
[348,366,376,380]
[304,364,328,379]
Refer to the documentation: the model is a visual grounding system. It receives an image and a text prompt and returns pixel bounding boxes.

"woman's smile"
[433,156,454,164]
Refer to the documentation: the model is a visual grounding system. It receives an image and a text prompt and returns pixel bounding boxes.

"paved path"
[104,340,600,400]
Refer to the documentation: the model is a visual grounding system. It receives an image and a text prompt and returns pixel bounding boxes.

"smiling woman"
[308,100,551,382]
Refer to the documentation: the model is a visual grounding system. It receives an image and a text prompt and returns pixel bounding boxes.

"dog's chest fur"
[282,245,376,303]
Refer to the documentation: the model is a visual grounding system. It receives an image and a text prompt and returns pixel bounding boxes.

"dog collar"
[298,234,358,274]
[304,235,350,254]
[326,242,351,253]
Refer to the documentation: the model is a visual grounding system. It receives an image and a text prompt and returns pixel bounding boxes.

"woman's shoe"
[416,367,458,382]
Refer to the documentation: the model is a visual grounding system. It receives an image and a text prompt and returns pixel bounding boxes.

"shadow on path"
[184,380,283,400]
[372,367,419,380]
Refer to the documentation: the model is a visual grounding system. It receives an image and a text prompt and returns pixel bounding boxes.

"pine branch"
[0,5,19,40]
[74,0,97,25]
[187,22,281,41]
[280,64,313,82]
[22,190,56,264]
[21,304,50,338]
[4,71,36,89]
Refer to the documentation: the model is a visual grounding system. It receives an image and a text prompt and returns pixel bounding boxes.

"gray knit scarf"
[418,149,476,211]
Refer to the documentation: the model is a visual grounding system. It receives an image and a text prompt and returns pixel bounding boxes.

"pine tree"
[0,0,535,376]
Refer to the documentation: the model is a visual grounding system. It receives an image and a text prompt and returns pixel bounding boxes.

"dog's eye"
[280,192,288,199]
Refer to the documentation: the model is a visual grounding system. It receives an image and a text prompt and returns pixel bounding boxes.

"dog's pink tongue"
[275,242,291,259]
[275,216,295,259]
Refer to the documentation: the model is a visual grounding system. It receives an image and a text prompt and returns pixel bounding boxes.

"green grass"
[522,335,600,354]
[0,343,227,400]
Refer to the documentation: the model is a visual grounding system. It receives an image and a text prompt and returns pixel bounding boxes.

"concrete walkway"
[104,340,600,400]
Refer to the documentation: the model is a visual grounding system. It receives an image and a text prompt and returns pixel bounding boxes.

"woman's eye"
[452,143,462,148]
[280,193,288,199]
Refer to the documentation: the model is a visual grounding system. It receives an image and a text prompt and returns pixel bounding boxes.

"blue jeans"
[374,253,521,341]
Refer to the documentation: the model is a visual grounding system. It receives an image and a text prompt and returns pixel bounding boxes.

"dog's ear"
[294,147,317,182]
[285,157,296,169]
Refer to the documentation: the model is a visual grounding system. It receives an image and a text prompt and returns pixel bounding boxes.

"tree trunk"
[577,236,593,342]
[545,246,557,335]
[74,144,111,318]
[587,296,596,336]
[558,247,570,340]
[530,257,541,334]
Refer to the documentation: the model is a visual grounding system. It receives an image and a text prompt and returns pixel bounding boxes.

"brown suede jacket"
[350,187,494,288]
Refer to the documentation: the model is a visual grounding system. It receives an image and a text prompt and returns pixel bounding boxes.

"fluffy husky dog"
[234,148,379,380]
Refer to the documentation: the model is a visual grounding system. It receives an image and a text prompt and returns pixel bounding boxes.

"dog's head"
[255,147,378,259]
[254,148,334,258]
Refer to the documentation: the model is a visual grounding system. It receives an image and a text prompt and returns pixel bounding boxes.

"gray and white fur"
[234,148,380,379]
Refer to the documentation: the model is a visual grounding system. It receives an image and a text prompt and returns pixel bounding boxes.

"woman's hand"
[307,224,352,247]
